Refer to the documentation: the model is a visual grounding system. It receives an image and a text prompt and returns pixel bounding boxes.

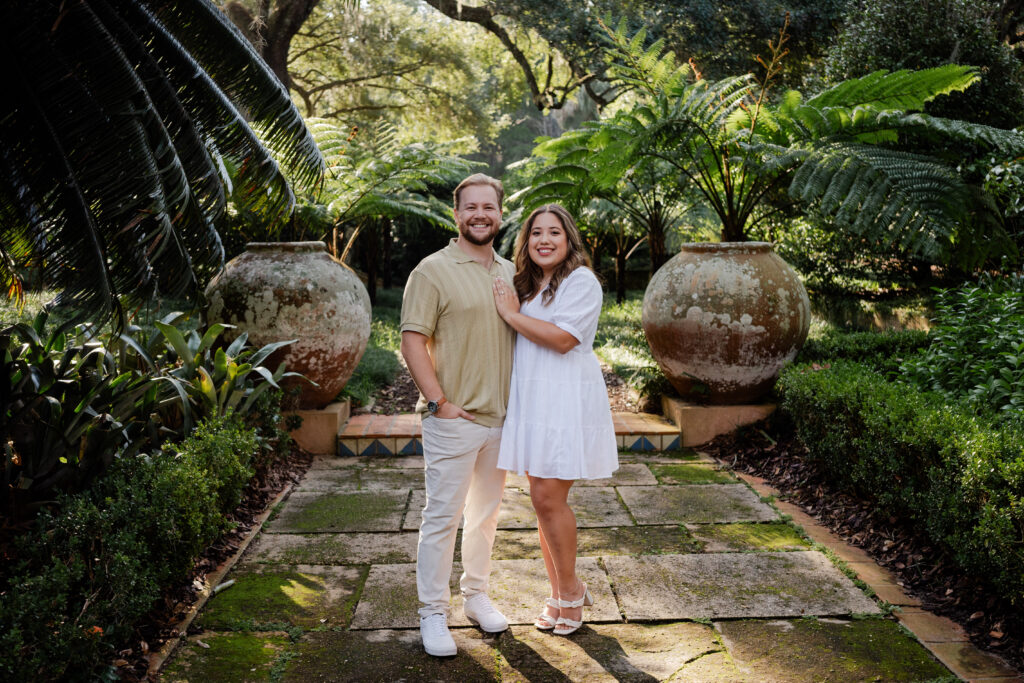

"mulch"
[703,420,1024,675]
[114,447,313,682]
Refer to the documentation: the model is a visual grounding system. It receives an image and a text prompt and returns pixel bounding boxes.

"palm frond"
[145,0,325,193]
[878,112,1024,155]
[0,0,322,323]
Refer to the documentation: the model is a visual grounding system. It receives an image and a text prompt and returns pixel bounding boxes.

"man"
[400,173,515,656]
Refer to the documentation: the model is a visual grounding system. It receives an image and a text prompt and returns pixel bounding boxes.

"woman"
[492,204,618,636]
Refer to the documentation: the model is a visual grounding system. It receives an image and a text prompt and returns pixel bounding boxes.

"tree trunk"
[222,0,320,89]
[616,250,627,304]
[648,219,668,278]
[382,217,393,289]
[362,220,380,305]
[720,217,747,243]
[590,242,603,280]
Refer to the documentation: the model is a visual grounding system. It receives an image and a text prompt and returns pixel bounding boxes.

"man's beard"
[459,221,499,246]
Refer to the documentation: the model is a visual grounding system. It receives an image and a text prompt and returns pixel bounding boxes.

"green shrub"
[0,414,260,681]
[901,273,1024,418]
[796,328,930,375]
[778,361,1024,605]
[1,311,295,517]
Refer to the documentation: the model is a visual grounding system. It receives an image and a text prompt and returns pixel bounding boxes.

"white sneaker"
[420,613,457,656]
[463,593,509,633]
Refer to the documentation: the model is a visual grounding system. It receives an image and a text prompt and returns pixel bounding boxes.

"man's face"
[455,184,501,247]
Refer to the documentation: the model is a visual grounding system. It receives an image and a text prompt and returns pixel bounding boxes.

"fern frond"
[806,65,978,112]
[878,112,1024,155]
[790,143,970,259]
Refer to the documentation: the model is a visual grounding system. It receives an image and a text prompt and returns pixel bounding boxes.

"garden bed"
[113,446,313,681]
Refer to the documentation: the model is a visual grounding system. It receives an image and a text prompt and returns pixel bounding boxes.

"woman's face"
[527,212,569,276]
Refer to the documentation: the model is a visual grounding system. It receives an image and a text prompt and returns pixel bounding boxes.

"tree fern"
[519,18,1024,266]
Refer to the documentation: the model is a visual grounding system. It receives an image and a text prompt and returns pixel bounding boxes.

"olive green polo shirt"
[400,239,516,427]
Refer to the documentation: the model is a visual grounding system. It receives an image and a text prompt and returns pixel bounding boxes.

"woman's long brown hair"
[513,204,591,305]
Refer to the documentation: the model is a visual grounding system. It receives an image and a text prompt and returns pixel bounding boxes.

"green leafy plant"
[152,320,301,430]
[796,328,930,376]
[1,311,299,517]
[778,360,1024,605]
[901,272,1024,417]
[522,16,1024,269]
[0,414,260,681]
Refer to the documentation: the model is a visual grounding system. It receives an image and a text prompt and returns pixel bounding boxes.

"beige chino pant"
[417,416,506,618]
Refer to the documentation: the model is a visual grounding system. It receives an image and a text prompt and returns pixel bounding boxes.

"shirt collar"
[445,238,499,265]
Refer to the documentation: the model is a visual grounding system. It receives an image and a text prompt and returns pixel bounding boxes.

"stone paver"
[162,411,1014,682]
[717,618,951,682]
[499,622,740,682]
[605,551,879,619]
[351,557,618,630]
[241,532,418,565]
[688,522,809,553]
[293,467,423,492]
[266,489,409,533]
[493,525,701,560]
[504,463,658,489]
[292,468,361,491]
[404,486,633,531]
[619,484,778,524]
[286,628,503,682]
[649,462,737,485]
[197,564,363,629]
[162,632,291,682]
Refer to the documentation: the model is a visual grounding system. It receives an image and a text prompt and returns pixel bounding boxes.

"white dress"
[498,267,619,480]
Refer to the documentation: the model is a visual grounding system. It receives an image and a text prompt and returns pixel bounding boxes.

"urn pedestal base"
[285,400,351,455]
[661,396,776,447]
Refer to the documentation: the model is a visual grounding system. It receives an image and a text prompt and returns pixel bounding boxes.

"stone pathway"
[161,446,1020,682]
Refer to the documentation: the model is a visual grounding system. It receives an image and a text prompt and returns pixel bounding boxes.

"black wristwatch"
[427,396,447,414]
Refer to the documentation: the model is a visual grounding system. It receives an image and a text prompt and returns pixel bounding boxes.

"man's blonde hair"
[453,173,504,210]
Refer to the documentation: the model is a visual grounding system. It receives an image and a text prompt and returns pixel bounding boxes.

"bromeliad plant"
[1,312,298,518]
[522,16,1024,269]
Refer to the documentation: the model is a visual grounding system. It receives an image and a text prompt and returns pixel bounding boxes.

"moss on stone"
[275,491,403,532]
[718,618,953,681]
[651,464,737,484]
[161,632,290,683]
[694,523,808,552]
[198,570,328,629]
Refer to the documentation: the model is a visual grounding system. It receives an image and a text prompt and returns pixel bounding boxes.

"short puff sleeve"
[551,268,602,350]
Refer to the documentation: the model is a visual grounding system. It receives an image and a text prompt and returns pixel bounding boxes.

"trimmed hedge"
[796,328,929,375]
[778,361,1024,605]
[0,414,259,681]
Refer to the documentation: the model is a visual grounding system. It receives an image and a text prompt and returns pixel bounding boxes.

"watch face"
[427,400,439,413]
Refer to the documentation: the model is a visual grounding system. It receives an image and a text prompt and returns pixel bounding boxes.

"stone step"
[336,411,681,457]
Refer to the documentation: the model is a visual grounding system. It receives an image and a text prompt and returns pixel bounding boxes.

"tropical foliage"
[520,18,1024,270]
[902,273,1024,418]
[1,311,295,518]
[0,0,324,323]
[294,119,477,301]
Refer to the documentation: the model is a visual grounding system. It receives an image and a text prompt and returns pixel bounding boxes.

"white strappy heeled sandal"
[535,597,560,630]
[553,580,593,636]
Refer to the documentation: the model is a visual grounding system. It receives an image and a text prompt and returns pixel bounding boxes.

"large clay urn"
[642,242,810,404]
[205,241,371,409]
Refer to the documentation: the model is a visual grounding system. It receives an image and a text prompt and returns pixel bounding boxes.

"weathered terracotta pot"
[642,242,810,404]
[205,241,371,409]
